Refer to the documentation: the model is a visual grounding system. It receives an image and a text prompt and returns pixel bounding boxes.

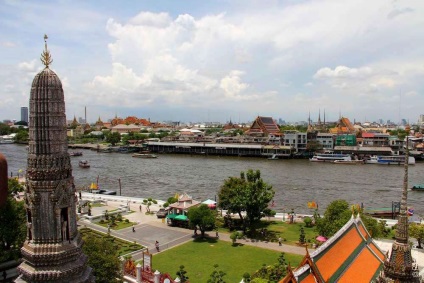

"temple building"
[16,36,93,282]
[246,116,281,136]
[280,215,386,282]
[329,117,356,135]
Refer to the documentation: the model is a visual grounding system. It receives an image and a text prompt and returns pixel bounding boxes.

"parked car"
[156,208,168,218]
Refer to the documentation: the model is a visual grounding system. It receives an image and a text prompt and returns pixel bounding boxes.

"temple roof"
[246,116,281,136]
[329,117,356,135]
[280,215,385,283]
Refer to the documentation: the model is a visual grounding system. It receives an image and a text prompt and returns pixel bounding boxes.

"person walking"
[139,205,142,212]
[278,236,282,246]
[155,241,160,252]
[132,224,135,233]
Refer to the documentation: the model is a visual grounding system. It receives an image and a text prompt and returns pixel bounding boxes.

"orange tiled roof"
[337,248,383,282]
[315,226,363,280]
[247,116,280,136]
[280,216,385,282]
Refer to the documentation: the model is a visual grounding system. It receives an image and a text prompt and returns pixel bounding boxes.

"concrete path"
[79,199,309,260]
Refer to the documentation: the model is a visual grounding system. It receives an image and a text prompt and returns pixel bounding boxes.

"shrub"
[303,217,313,228]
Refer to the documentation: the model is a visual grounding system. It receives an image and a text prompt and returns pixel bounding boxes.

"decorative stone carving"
[16,36,94,283]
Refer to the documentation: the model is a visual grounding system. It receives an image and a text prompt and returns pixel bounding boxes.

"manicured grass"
[96,219,135,230]
[264,221,318,245]
[221,219,319,246]
[79,227,143,256]
[90,203,104,207]
[153,238,303,282]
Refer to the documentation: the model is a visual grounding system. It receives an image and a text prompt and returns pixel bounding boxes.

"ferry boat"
[309,153,352,162]
[365,155,415,165]
[79,160,90,168]
[333,159,364,165]
[132,153,158,159]
[70,151,83,156]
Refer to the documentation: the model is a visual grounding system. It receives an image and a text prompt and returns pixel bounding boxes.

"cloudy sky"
[1,0,423,124]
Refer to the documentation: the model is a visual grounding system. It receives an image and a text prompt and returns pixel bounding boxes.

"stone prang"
[16,36,94,283]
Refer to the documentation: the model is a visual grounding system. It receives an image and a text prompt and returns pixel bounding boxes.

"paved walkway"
[80,197,424,272]
[80,198,310,259]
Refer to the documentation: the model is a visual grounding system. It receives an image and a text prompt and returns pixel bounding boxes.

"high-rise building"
[21,106,28,123]
[16,36,94,283]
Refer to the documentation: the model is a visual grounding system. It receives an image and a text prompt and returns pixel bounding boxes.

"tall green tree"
[0,179,26,262]
[218,170,274,230]
[187,204,215,237]
[315,200,381,238]
[409,223,424,249]
[106,132,121,146]
[82,235,122,283]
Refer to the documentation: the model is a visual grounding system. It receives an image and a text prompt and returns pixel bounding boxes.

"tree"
[314,200,351,237]
[82,235,122,283]
[251,253,287,282]
[218,169,274,231]
[299,226,305,244]
[306,140,323,152]
[14,129,29,143]
[106,132,121,146]
[409,223,424,249]
[208,264,226,283]
[187,204,215,237]
[314,200,382,238]
[176,265,189,283]
[0,179,26,262]
[142,198,157,214]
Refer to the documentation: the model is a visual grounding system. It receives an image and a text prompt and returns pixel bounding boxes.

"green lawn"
[96,219,135,230]
[153,238,303,282]
[79,227,143,256]
[221,219,319,246]
[264,221,318,245]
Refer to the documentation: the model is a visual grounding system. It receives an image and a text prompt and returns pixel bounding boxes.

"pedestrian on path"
[278,236,282,246]
[216,230,219,239]
[155,241,160,252]
[3,270,7,281]
[132,225,135,233]
[139,205,142,212]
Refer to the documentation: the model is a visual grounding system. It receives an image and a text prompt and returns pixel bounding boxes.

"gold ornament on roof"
[40,34,53,68]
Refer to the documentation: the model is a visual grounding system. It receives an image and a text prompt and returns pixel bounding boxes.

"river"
[2,143,424,215]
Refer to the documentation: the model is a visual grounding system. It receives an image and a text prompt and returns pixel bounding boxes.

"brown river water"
[2,143,424,215]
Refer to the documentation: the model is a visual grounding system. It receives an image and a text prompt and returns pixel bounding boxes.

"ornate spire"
[378,125,422,282]
[318,109,321,125]
[40,34,53,68]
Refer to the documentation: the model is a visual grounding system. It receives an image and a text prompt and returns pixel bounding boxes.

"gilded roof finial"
[40,34,53,68]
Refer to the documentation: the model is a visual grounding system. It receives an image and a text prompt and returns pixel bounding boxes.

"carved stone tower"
[16,35,94,283]
[378,125,422,282]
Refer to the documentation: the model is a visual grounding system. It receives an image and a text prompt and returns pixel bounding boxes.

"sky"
[0,0,423,124]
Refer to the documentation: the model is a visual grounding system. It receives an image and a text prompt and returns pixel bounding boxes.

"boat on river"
[411,184,424,191]
[132,153,158,159]
[70,151,83,156]
[268,154,279,160]
[79,160,90,168]
[365,155,415,165]
[310,153,352,162]
[334,160,364,165]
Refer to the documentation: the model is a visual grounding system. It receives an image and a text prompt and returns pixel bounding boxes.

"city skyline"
[1,0,423,123]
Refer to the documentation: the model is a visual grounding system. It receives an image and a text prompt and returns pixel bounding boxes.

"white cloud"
[18,60,37,72]
[1,0,424,123]
[219,70,249,98]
